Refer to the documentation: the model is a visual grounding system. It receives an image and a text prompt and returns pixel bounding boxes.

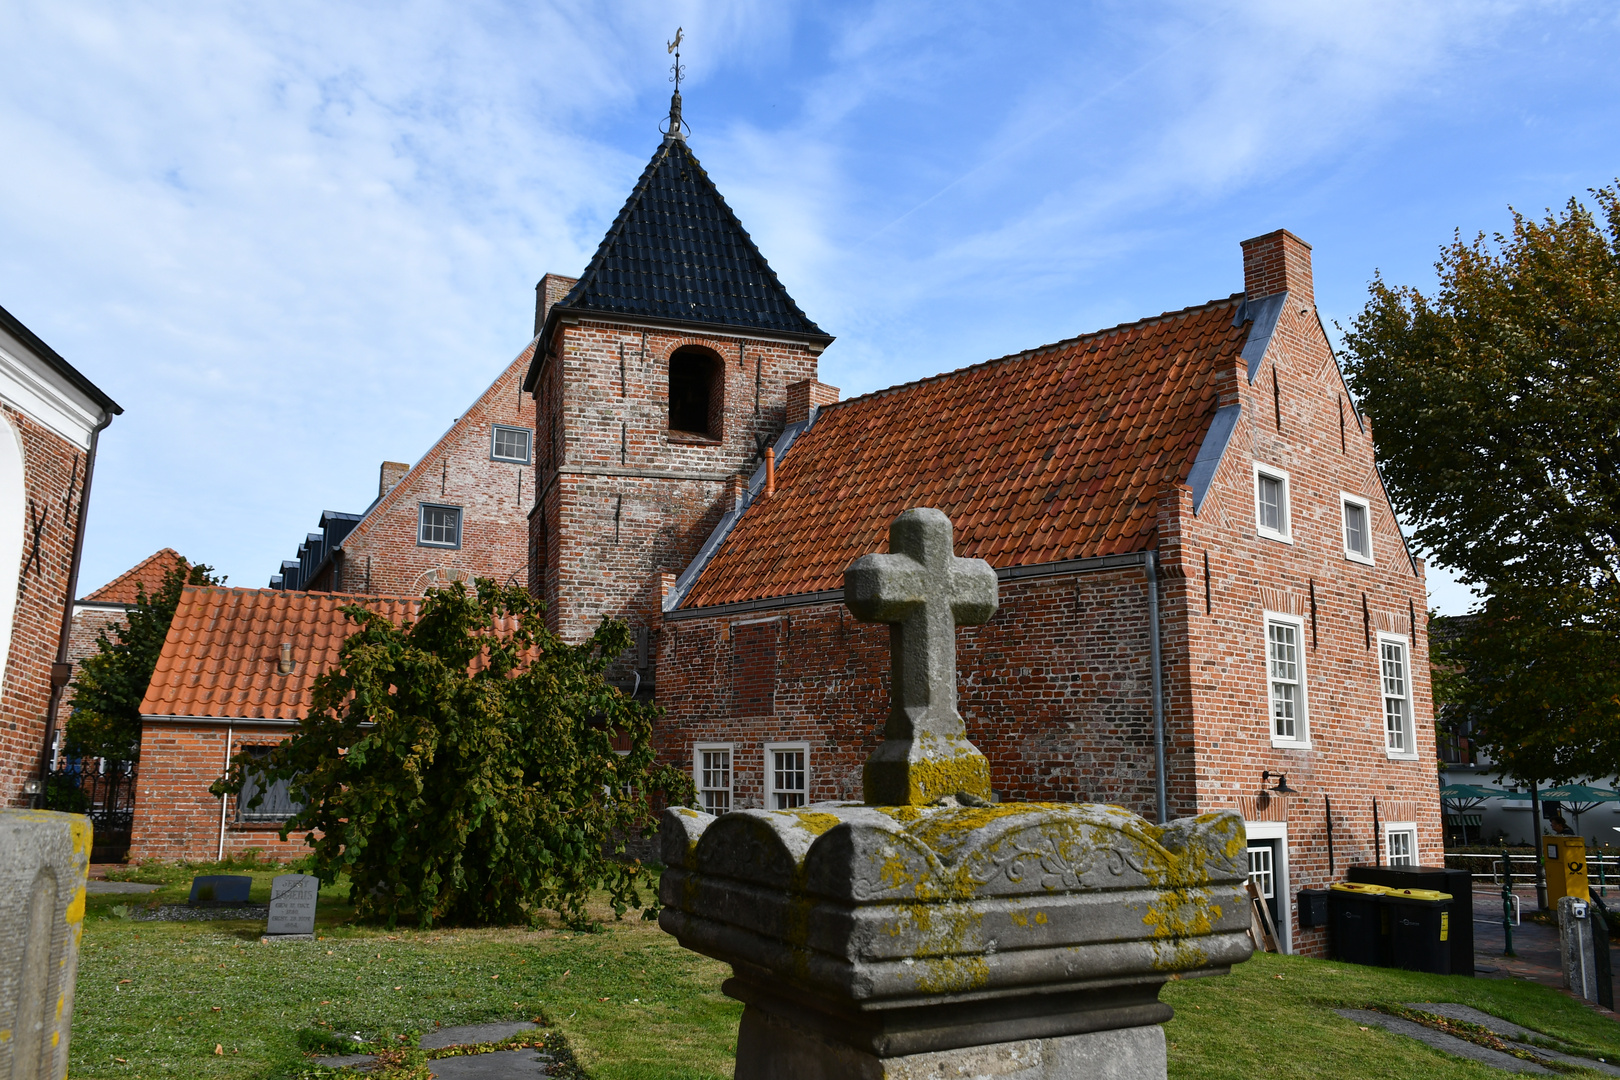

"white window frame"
[1253,463,1293,544]
[1244,821,1291,954]
[1384,822,1418,867]
[417,503,462,549]
[694,743,734,816]
[1340,492,1374,565]
[1263,611,1310,748]
[1378,633,1418,759]
[490,424,533,464]
[765,741,810,810]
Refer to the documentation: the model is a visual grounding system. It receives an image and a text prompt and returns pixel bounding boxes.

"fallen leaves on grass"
[1372,1006,1560,1067]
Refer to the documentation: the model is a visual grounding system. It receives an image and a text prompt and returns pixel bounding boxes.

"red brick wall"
[66,604,124,668]
[0,406,93,806]
[655,563,1163,811]
[652,234,1439,959]
[1157,260,1437,957]
[128,721,308,863]
[333,346,536,596]
[532,320,824,651]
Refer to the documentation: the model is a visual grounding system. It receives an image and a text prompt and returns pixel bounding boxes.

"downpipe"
[1146,550,1168,824]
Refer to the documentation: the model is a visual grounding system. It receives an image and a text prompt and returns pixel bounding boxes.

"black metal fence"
[44,759,137,861]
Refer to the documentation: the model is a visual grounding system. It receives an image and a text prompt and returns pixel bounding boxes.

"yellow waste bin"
[1544,836,1589,903]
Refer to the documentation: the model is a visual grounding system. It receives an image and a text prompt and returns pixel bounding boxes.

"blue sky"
[1,1,1616,613]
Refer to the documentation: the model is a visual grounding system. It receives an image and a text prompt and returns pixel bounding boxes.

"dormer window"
[669,347,722,438]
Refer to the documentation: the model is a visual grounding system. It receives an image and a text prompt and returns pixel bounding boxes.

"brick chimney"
[1240,230,1313,306]
[533,272,580,337]
[786,378,840,425]
[379,461,409,499]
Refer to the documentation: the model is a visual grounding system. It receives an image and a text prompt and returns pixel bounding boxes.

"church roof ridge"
[676,293,1253,608]
[825,293,1245,416]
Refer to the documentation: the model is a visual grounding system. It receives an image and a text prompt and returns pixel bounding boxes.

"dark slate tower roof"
[525,132,831,390]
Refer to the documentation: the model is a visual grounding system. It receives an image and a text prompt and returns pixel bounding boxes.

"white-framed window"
[1385,823,1417,866]
[766,743,809,809]
[418,504,462,548]
[491,425,533,464]
[1264,613,1308,745]
[1379,634,1415,757]
[695,744,733,815]
[1341,493,1374,564]
[1253,463,1292,543]
[1247,844,1274,900]
[237,745,303,822]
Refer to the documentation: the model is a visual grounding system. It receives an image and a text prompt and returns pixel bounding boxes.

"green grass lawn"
[75,864,1620,1079]
[1163,951,1620,1079]
[74,864,737,1079]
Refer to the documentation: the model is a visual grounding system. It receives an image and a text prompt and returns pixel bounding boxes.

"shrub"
[214,580,693,929]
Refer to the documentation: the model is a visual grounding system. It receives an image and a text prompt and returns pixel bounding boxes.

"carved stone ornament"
[658,508,1253,1078]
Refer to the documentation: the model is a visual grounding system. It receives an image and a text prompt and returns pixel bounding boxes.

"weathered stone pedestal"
[661,801,1252,1079]
[1,809,93,1080]
[659,507,1253,1078]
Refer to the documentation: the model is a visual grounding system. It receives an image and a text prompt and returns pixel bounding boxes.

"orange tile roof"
[139,586,422,720]
[83,548,188,605]
[681,296,1248,608]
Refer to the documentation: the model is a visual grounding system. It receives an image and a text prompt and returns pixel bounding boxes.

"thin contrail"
[855,20,1211,249]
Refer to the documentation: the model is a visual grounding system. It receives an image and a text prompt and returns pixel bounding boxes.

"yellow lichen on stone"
[787,811,844,837]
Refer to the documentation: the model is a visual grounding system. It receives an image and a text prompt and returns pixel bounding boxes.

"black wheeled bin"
[1349,864,1474,976]
[1329,882,1389,965]
[1381,888,1452,974]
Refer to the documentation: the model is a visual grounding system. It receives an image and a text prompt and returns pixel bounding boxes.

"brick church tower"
[522,92,836,682]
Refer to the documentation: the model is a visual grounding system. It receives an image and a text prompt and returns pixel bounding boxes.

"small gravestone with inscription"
[264,873,319,939]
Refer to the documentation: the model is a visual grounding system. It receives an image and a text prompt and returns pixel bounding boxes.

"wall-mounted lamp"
[1261,770,1297,795]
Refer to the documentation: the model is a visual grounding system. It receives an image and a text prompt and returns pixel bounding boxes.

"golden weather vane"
[667,27,685,93]
[664,27,687,137]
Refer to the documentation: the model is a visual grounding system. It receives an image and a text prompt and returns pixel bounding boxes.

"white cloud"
[0,0,1610,590]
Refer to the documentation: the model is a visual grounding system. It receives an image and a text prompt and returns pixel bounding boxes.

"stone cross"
[845,508,998,805]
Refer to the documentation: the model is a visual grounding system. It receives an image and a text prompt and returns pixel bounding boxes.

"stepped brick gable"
[655,229,1436,959]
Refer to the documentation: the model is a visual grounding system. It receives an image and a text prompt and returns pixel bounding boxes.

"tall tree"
[1341,186,1620,782]
[67,558,220,762]
[215,580,693,929]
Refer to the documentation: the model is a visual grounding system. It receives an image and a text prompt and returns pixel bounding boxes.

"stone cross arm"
[845,509,997,804]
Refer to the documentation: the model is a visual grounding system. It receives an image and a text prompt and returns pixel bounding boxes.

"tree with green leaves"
[214,579,693,929]
[66,557,220,762]
[1340,185,1620,783]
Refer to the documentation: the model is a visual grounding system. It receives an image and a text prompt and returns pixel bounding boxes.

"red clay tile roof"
[139,586,422,720]
[83,548,188,605]
[681,296,1248,608]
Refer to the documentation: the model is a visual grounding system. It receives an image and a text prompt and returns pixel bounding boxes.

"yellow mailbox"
[1544,836,1589,903]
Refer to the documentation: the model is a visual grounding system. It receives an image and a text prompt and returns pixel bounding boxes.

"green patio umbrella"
[1501,783,1620,835]
[1440,783,1507,812]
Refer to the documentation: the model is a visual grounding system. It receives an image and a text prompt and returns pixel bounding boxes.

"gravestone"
[188,874,252,905]
[660,508,1253,1079]
[1,809,93,1080]
[265,873,319,938]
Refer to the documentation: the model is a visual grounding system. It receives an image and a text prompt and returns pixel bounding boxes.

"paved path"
[85,880,159,895]
[315,1021,548,1076]
[1470,887,1620,997]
